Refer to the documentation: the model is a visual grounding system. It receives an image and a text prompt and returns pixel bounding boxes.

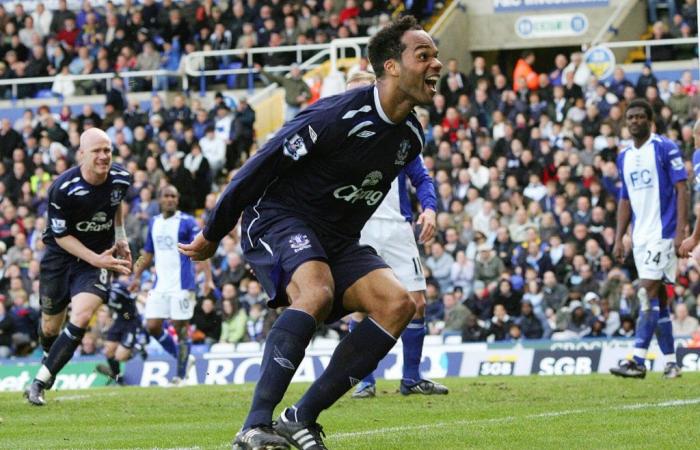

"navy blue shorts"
[40,251,111,315]
[106,318,143,349]
[242,209,388,324]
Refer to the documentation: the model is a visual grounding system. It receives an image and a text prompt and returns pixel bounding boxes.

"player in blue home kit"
[611,99,687,379]
[131,185,213,384]
[96,280,148,384]
[25,128,132,405]
[681,121,700,307]
[180,16,442,450]
[345,71,448,398]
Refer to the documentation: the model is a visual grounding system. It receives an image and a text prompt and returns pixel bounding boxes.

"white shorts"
[144,290,196,321]
[360,218,426,292]
[633,239,677,283]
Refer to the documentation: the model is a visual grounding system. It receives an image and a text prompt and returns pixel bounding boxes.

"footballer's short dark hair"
[626,98,654,120]
[368,15,422,78]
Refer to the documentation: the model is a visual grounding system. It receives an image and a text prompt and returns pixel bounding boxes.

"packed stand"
[4,11,700,359]
[0,0,437,99]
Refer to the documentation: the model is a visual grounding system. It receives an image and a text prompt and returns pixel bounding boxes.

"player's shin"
[349,318,376,386]
[38,324,58,359]
[38,323,86,383]
[153,328,178,359]
[243,309,317,430]
[107,357,121,378]
[633,291,660,365]
[293,317,396,423]
[656,304,676,364]
[401,318,426,383]
[176,339,192,379]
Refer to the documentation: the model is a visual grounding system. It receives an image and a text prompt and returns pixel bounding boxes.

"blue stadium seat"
[35,89,55,99]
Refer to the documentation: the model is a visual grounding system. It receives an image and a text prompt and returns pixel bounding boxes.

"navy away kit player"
[25,128,132,405]
[180,16,443,450]
[345,71,448,398]
[96,280,148,384]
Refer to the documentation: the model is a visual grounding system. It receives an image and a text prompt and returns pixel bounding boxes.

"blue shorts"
[106,317,144,349]
[40,250,111,315]
[242,209,388,323]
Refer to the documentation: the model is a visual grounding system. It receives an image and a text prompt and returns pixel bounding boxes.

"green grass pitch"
[2,374,700,449]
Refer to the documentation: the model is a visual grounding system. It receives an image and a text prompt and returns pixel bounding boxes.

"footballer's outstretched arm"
[114,201,132,265]
[674,180,689,256]
[405,155,437,243]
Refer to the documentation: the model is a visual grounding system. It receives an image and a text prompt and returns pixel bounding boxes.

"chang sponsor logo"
[76,212,113,232]
[333,171,385,206]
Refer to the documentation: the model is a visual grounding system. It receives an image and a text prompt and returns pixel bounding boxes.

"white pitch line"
[329,397,700,441]
[55,392,119,401]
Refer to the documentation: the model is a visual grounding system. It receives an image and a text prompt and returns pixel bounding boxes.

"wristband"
[115,225,127,241]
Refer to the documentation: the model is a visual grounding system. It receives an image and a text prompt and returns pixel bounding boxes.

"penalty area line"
[329,397,700,441]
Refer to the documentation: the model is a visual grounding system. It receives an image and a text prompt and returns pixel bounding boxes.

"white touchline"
[329,397,700,441]
[55,392,119,401]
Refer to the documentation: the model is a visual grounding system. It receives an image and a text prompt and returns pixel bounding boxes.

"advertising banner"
[3,344,699,392]
[0,360,111,392]
[515,14,589,39]
[494,0,609,13]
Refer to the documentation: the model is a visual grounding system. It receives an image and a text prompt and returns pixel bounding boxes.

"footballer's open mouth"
[425,75,439,93]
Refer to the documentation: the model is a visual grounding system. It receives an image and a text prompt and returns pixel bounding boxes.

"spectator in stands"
[239,280,266,313]
[426,241,455,294]
[229,97,256,166]
[0,301,13,357]
[518,299,545,339]
[199,125,226,176]
[488,304,513,341]
[246,303,267,342]
[475,243,505,288]
[192,297,222,344]
[513,51,538,92]
[220,296,248,344]
[441,291,472,334]
[257,63,311,121]
[673,303,700,336]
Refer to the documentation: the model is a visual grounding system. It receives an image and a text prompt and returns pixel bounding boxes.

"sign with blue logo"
[494,0,608,13]
[515,14,589,39]
[583,45,616,80]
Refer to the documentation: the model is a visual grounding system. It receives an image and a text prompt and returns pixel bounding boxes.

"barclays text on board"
[494,0,609,13]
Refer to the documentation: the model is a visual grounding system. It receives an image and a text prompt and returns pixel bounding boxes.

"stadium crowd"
[0,0,437,99]
[3,2,700,359]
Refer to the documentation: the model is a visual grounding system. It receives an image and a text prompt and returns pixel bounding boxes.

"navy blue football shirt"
[44,163,132,255]
[204,85,425,241]
[107,281,138,320]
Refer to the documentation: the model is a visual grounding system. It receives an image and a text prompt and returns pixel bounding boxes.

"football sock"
[293,317,396,423]
[176,340,192,378]
[633,298,660,366]
[401,318,425,383]
[108,357,121,378]
[40,322,85,379]
[243,309,316,430]
[156,330,178,360]
[656,304,676,365]
[349,318,376,386]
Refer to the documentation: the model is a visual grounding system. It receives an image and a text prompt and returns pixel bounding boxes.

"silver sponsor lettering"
[76,219,114,232]
[333,185,384,206]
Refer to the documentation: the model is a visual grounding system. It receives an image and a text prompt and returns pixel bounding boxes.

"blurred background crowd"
[2,0,700,359]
